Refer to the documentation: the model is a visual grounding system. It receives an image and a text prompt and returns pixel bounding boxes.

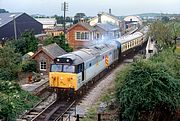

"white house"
[35,18,57,29]
[89,12,125,35]
[124,16,143,25]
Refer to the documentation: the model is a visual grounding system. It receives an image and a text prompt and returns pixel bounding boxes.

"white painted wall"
[90,15,120,26]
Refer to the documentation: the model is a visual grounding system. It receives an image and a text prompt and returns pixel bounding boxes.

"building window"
[76,32,81,39]
[97,33,100,39]
[75,32,90,40]
[40,60,46,71]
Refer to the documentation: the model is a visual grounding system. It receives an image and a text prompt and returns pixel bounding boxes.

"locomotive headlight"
[60,77,63,80]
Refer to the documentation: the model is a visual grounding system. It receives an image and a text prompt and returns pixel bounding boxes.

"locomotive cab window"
[63,65,75,73]
[51,64,62,72]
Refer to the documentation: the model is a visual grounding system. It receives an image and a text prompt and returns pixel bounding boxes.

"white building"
[35,18,57,29]
[124,16,143,25]
[89,12,125,35]
[89,12,122,26]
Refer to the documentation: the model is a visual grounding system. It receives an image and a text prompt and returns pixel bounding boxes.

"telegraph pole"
[13,16,17,40]
[61,2,68,33]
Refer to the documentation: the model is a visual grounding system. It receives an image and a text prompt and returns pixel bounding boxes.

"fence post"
[76,114,79,121]
[119,113,122,121]
[98,113,101,121]
[69,114,70,121]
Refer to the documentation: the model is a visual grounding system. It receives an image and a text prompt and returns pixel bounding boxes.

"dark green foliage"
[44,34,73,52]
[0,80,39,121]
[21,60,37,72]
[115,50,180,121]
[8,31,38,55]
[0,46,21,80]
[0,9,8,13]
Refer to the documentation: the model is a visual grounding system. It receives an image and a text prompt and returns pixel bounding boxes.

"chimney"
[38,44,43,50]
[97,13,102,23]
[109,9,111,14]
[80,18,85,23]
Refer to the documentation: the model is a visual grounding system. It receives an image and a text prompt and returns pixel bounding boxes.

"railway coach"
[49,31,145,97]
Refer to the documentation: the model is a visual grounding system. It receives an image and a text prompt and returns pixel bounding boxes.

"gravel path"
[75,64,125,116]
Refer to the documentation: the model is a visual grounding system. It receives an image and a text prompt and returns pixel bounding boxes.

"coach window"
[40,60,46,71]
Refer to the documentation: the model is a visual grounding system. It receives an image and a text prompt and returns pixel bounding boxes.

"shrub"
[21,60,37,72]
[116,56,180,120]
[0,80,39,120]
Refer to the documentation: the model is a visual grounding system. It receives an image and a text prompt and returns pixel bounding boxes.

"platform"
[21,75,49,93]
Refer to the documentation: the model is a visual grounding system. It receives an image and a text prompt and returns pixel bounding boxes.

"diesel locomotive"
[49,31,146,97]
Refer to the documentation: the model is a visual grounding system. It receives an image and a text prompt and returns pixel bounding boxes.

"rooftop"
[0,12,23,28]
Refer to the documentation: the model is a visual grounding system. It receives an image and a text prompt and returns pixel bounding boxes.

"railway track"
[31,100,75,121]
[19,93,56,121]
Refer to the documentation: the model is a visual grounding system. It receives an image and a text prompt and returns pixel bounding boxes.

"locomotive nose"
[49,72,77,90]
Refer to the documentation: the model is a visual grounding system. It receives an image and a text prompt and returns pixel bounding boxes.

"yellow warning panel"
[105,55,109,67]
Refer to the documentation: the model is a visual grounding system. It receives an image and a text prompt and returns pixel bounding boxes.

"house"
[124,16,143,29]
[89,12,121,26]
[94,23,120,40]
[89,12,125,35]
[67,22,96,50]
[0,13,43,41]
[31,43,67,73]
[35,18,57,29]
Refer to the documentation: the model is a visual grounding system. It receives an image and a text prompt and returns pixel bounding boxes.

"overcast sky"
[0,0,180,16]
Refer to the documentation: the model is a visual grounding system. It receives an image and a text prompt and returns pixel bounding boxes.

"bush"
[0,80,39,120]
[115,50,180,121]
[21,60,37,72]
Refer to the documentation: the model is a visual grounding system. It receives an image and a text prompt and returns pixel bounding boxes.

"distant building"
[44,27,64,37]
[94,23,120,39]
[31,43,67,73]
[124,16,143,29]
[35,18,57,29]
[35,33,47,42]
[67,22,96,50]
[89,12,125,35]
[89,12,122,26]
[22,52,34,61]
[0,12,43,41]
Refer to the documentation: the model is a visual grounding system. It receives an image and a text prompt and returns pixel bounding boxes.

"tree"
[7,31,38,55]
[161,16,170,23]
[148,21,175,51]
[44,34,73,52]
[73,13,87,24]
[0,46,21,80]
[0,9,8,13]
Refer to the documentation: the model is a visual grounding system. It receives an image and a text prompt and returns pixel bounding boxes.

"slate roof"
[0,13,23,28]
[32,43,67,59]
[68,22,96,32]
[95,23,119,31]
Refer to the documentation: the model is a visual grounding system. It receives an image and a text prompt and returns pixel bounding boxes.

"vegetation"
[0,9,8,13]
[115,50,180,121]
[148,21,179,52]
[0,80,39,121]
[21,60,37,72]
[0,46,21,80]
[44,34,73,52]
[7,31,38,55]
